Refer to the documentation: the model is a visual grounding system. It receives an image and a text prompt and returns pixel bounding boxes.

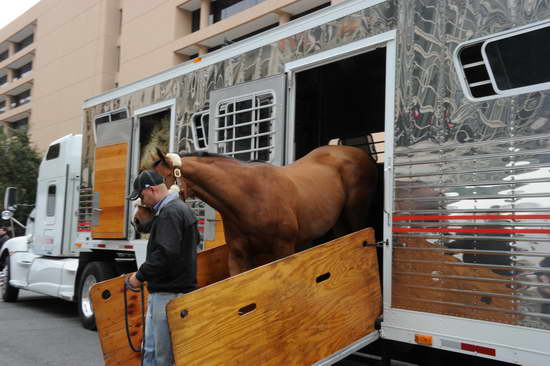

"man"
[127,170,199,366]
[0,227,10,252]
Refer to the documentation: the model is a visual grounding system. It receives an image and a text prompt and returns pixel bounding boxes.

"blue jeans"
[142,292,181,366]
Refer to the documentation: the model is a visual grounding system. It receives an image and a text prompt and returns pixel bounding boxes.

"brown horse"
[150,145,378,276]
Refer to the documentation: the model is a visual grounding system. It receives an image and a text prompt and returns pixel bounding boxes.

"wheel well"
[73,251,137,301]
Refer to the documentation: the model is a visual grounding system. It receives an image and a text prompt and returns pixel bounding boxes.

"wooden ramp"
[166,228,381,366]
[91,244,229,366]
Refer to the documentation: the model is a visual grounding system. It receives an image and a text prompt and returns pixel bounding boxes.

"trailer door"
[208,74,286,165]
[92,116,132,239]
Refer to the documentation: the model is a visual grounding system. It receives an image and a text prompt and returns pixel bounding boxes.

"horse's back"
[290,145,376,182]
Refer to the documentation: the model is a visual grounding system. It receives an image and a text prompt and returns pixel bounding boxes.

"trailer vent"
[191,110,209,151]
[455,20,550,100]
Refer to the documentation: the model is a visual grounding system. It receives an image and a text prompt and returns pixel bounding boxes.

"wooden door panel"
[92,142,128,239]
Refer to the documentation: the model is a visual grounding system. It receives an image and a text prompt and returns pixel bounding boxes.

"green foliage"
[0,129,41,235]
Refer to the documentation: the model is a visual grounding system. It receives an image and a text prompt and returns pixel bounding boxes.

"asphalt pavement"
[0,290,103,366]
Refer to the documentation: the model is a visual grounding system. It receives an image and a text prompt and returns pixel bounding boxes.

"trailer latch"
[363,239,388,248]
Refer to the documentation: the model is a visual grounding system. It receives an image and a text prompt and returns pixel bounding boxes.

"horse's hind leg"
[272,239,295,260]
[228,248,255,276]
[342,192,373,233]
[224,226,255,276]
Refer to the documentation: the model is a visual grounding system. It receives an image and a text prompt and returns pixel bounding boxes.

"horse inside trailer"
[291,45,387,264]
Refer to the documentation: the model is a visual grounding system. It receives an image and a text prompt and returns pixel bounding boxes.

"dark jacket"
[135,197,198,293]
[0,234,10,251]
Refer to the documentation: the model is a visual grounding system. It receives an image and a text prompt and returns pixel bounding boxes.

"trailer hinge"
[363,239,388,248]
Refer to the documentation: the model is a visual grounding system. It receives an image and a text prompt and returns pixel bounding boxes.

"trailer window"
[46,185,56,216]
[46,143,60,160]
[484,26,550,91]
[215,91,275,161]
[191,110,209,150]
[93,108,129,143]
[455,21,550,100]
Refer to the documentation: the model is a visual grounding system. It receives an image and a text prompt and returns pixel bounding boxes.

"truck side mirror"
[4,187,17,211]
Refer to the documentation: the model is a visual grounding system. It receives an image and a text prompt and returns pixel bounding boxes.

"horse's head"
[131,198,154,234]
[153,148,190,200]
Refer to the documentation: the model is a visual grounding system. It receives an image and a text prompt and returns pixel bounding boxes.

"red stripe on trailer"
[123,245,133,249]
[97,244,106,248]
[392,227,550,234]
[393,215,550,221]
[461,343,496,357]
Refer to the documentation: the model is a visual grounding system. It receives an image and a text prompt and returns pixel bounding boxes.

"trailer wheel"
[0,254,19,302]
[77,262,117,330]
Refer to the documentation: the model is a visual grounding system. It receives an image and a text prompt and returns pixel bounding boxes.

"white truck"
[0,133,146,329]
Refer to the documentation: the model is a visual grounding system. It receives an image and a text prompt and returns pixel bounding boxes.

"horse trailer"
[83,0,550,364]
[4,0,550,364]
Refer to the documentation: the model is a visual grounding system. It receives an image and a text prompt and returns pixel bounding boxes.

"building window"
[46,185,56,217]
[15,33,34,52]
[0,100,5,114]
[11,117,29,130]
[11,89,31,108]
[213,0,266,22]
[191,8,201,32]
[192,0,267,31]
[0,50,8,62]
[13,61,32,80]
[0,74,6,87]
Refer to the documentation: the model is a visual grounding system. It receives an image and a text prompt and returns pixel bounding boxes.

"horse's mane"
[180,151,233,159]
[153,150,266,167]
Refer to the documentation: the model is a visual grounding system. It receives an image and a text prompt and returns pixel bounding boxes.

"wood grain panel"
[197,244,229,286]
[91,275,148,366]
[92,245,230,366]
[392,237,519,324]
[93,143,128,239]
[166,229,381,366]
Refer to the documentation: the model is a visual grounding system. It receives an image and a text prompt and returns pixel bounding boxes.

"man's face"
[0,229,6,236]
[140,187,155,207]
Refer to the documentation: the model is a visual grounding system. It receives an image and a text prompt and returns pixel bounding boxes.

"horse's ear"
[156,147,166,162]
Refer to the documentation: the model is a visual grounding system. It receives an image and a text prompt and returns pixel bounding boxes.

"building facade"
[0,0,341,151]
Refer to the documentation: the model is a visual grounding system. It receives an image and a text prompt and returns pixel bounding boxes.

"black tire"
[77,261,117,330]
[1,254,20,302]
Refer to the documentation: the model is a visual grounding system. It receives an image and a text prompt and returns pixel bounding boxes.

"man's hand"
[127,272,142,289]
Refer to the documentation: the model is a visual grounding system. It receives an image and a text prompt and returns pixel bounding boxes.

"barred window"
[215,91,275,162]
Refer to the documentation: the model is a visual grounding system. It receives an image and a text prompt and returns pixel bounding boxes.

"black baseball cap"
[127,170,164,201]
